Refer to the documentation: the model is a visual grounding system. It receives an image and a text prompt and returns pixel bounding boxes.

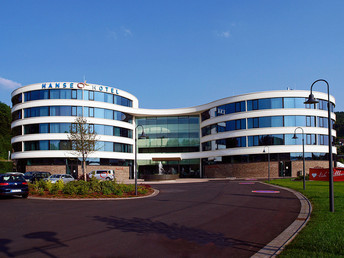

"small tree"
[68,116,98,181]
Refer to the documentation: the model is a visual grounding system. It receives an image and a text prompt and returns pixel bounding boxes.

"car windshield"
[24,172,34,176]
[0,175,25,182]
[50,175,62,178]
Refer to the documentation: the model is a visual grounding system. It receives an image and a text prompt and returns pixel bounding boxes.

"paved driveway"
[0,180,300,257]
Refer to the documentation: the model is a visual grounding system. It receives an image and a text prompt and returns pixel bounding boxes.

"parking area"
[0,180,300,257]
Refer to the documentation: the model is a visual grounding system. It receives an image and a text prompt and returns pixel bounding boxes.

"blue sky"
[1,0,343,110]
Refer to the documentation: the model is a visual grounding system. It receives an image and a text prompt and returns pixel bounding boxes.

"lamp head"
[263,149,266,153]
[304,93,319,104]
[292,133,298,139]
[138,131,147,139]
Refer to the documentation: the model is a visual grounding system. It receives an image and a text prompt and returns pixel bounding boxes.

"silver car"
[45,174,75,183]
[88,170,115,181]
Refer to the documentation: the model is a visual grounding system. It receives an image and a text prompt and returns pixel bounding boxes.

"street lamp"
[304,79,334,212]
[292,127,306,190]
[134,125,147,195]
[263,146,270,181]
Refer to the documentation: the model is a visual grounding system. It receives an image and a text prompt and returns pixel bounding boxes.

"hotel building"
[11,82,336,180]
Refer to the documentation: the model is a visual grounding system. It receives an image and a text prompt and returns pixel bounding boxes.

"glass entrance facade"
[136,116,200,177]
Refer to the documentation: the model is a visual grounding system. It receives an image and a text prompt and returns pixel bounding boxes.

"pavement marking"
[252,190,280,194]
[239,182,255,185]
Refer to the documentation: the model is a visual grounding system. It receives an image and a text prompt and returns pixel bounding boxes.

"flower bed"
[29,178,153,198]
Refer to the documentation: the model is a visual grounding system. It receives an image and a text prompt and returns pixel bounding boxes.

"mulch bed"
[29,188,155,199]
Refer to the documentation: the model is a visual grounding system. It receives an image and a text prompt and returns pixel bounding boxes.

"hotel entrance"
[138,158,200,178]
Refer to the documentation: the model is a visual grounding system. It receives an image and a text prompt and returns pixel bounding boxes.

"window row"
[202,152,330,165]
[14,89,132,107]
[12,123,132,138]
[202,119,246,137]
[19,106,132,123]
[201,97,335,121]
[201,134,332,151]
[20,140,132,153]
[201,116,334,137]
[202,137,246,151]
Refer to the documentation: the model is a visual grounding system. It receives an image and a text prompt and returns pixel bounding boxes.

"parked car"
[24,171,51,183]
[0,172,29,198]
[45,174,75,183]
[88,170,115,181]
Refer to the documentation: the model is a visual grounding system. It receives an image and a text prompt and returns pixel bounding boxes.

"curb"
[252,183,312,258]
[28,188,159,201]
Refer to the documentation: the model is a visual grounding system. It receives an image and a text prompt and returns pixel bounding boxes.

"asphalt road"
[0,180,300,258]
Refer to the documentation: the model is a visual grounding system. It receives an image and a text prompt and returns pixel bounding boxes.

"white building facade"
[11,82,337,179]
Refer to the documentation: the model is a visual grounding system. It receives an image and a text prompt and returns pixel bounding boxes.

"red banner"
[309,168,344,181]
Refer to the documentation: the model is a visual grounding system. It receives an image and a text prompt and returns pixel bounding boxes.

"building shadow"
[9,231,68,258]
[0,239,14,257]
[92,215,265,252]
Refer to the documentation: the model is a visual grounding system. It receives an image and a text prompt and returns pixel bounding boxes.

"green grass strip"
[268,179,344,257]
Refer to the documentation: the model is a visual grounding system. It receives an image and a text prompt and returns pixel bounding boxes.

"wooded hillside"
[0,102,11,160]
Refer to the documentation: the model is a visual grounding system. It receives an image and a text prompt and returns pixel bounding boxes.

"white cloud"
[0,77,21,90]
[121,27,133,37]
[217,31,231,38]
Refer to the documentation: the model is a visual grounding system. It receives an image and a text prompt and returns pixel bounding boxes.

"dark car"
[24,171,51,183]
[0,173,29,198]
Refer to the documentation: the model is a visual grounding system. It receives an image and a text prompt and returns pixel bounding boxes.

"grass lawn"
[268,179,344,257]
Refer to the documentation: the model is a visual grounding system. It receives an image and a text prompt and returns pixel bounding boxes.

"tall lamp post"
[292,127,306,190]
[263,146,270,181]
[304,79,334,212]
[134,125,147,195]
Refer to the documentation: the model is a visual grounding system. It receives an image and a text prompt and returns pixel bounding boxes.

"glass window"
[50,124,59,133]
[50,89,60,99]
[284,98,305,108]
[12,94,22,105]
[12,126,22,136]
[94,125,105,135]
[89,91,94,101]
[89,107,94,117]
[50,140,59,150]
[40,124,49,133]
[104,93,113,103]
[24,124,39,134]
[71,90,77,99]
[248,134,284,146]
[104,125,113,135]
[104,109,113,119]
[94,108,105,119]
[104,142,113,152]
[94,92,105,102]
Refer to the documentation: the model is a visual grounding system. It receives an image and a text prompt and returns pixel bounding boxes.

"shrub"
[38,188,45,196]
[76,180,90,195]
[54,180,65,191]
[44,180,53,192]
[62,182,78,195]
[100,181,118,195]
[89,177,101,192]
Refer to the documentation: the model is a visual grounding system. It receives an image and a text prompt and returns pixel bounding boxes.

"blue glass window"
[248,116,283,128]
[94,92,105,102]
[248,98,282,111]
[216,101,245,116]
[40,124,49,133]
[248,134,284,146]
[284,98,306,108]
[104,93,113,103]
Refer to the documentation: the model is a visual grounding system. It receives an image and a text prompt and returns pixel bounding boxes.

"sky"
[0,0,343,111]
